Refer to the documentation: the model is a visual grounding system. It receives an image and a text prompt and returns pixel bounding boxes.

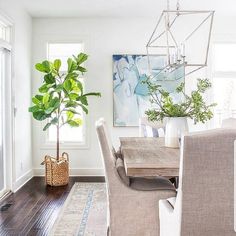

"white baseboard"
[33,168,105,177]
[11,168,104,192]
[12,169,34,192]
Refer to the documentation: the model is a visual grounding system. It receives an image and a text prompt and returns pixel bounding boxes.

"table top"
[120,137,180,177]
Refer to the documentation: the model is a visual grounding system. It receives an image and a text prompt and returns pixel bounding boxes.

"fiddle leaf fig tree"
[29,53,101,160]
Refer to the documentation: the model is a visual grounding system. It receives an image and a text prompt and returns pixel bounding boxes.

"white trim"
[40,143,90,150]
[234,140,236,232]
[12,169,34,193]
[0,37,14,195]
[33,168,104,177]
[0,39,11,51]
[0,189,10,199]
[0,190,11,201]
[209,38,236,128]
[2,49,13,193]
[213,71,236,78]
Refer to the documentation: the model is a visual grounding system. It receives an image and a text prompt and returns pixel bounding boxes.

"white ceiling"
[19,0,236,18]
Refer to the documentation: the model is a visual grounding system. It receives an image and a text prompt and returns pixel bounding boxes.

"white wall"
[0,1,33,191]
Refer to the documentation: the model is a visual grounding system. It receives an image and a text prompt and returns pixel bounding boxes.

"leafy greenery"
[144,78,216,124]
[29,53,101,159]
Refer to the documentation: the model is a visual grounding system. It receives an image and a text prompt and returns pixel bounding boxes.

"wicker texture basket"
[43,152,69,186]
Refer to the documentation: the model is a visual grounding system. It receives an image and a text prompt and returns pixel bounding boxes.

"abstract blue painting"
[113,55,184,127]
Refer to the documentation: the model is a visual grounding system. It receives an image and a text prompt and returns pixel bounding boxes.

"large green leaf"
[75,81,83,94]
[77,93,101,105]
[64,79,72,92]
[35,61,51,73]
[65,72,79,81]
[42,61,51,73]
[45,107,55,114]
[55,84,64,92]
[43,122,51,131]
[28,105,39,113]
[33,111,47,121]
[35,95,43,101]
[74,53,88,65]
[32,97,41,105]
[77,66,87,73]
[78,103,88,114]
[51,117,58,124]
[54,59,61,72]
[69,93,78,100]
[77,95,88,105]
[35,63,47,73]
[39,84,49,93]
[65,108,80,115]
[44,74,55,84]
[65,101,77,108]
[67,118,82,127]
[66,111,74,120]
[49,97,60,108]
[42,93,50,105]
[67,58,77,73]
[83,92,101,97]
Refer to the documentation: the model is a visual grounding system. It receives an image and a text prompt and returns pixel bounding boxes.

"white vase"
[165,117,189,148]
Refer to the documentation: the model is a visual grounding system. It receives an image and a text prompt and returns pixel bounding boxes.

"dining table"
[119,137,180,178]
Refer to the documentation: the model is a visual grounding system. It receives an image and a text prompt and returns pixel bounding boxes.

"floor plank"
[0,176,105,236]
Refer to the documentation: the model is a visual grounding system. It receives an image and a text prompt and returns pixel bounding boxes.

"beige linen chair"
[222,117,236,128]
[96,118,176,236]
[139,117,166,137]
[159,129,236,236]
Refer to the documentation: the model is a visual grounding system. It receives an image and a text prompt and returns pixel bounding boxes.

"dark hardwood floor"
[0,177,105,236]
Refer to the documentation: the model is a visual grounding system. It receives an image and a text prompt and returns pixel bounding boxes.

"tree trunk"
[56,124,60,160]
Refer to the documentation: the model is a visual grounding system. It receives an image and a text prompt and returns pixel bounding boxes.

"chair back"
[139,116,166,137]
[178,129,236,235]
[95,118,127,195]
[222,118,236,129]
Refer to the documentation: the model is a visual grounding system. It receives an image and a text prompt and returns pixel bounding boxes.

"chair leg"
[169,177,179,189]
[174,177,179,189]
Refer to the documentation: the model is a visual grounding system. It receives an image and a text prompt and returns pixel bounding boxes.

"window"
[46,43,86,144]
[0,21,10,43]
[212,43,236,127]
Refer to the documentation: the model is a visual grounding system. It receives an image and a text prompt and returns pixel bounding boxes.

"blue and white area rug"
[50,183,107,236]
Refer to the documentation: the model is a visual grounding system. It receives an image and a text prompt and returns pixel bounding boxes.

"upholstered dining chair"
[139,116,166,137]
[96,118,176,236]
[159,129,236,236]
[222,117,236,128]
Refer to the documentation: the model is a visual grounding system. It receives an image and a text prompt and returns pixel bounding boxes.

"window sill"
[40,142,89,150]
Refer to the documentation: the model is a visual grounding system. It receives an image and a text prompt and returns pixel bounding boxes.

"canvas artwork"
[113,54,185,127]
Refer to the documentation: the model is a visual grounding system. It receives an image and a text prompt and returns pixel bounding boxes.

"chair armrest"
[159,199,180,236]
[159,199,174,215]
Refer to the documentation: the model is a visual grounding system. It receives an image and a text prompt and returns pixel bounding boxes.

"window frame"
[212,42,236,78]
[39,39,90,150]
[210,40,236,126]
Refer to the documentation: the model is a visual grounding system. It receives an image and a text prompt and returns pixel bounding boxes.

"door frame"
[0,13,14,198]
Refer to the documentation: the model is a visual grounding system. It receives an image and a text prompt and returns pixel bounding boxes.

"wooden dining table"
[119,137,180,177]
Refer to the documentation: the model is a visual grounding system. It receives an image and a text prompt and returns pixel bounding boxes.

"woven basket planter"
[43,152,69,186]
